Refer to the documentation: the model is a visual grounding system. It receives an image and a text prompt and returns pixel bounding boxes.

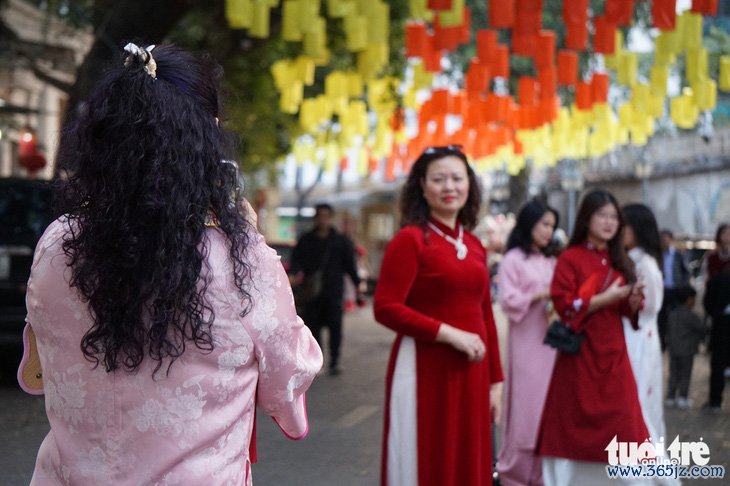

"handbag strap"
[599,268,614,292]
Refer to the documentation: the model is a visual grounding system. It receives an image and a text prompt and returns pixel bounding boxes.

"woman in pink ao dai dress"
[497,200,559,486]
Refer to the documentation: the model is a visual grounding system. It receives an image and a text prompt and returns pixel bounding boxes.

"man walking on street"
[659,229,691,350]
[290,204,363,375]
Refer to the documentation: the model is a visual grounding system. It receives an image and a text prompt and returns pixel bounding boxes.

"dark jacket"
[667,306,708,356]
[290,228,360,301]
[704,268,730,320]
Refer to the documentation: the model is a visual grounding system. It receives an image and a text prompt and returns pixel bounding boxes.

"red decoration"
[406,22,429,58]
[494,45,510,78]
[606,0,634,26]
[691,0,718,15]
[563,0,589,24]
[428,0,452,9]
[652,0,677,31]
[465,59,491,94]
[534,31,556,69]
[591,73,610,103]
[512,31,537,57]
[538,67,557,100]
[489,0,515,28]
[576,81,593,110]
[518,76,538,105]
[557,50,579,86]
[594,17,616,54]
[476,30,498,64]
[566,22,588,50]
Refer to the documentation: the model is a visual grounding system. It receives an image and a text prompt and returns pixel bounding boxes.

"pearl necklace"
[428,222,468,260]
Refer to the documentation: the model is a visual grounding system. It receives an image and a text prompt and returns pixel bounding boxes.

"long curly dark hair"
[56,44,253,375]
[568,189,636,282]
[399,146,481,230]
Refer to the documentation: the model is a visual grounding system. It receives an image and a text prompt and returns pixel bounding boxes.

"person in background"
[497,199,559,486]
[373,145,502,486]
[18,44,322,485]
[290,203,363,375]
[658,229,691,350]
[621,204,673,467]
[706,223,730,280]
[703,224,730,412]
[537,190,647,485]
[666,285,708,410]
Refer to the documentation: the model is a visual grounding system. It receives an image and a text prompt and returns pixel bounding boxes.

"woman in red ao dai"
[537,189,649,485]
[373,146,503,486]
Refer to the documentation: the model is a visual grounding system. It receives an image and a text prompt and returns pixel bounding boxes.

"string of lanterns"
[225,0,727,180]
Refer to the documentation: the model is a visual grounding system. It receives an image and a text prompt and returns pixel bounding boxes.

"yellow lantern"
[695,79,717,111]
[654,30,678,65]
[327,0,354,18]
[282,1,302,41]
[345,15,368,51]
[250,2,271,38]
[650,65,669,98]
[685,48,708,86]
[618,52,637,86]
[304,18,326,58]
[225,0,252,29]
[437,0,465,28]
[368,2,389,45]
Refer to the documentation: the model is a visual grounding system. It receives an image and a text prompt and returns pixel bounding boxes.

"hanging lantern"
[565,22,588,51]
[655,30,678,65]
[249,2,271,38]
[618,52,637,86]
[428,0,452,9]
[476,30,497,64]
[650,65,670,97]
[594,18,616,55]
[538,67,557,100]
[489,0,514,28]
[592,73,610,103]
[606,0,634,26]
[406,22,429,58]
[691,0,718,16]
[576,81,593,111]
[494,45,510,78]
[18,127,46,176]
[534,31,556,69]
[653,0,677,31]
[557,50,578,86]
[225,0,252,29]
[686,48,708,86]
[437,0,465,27]
[282,1,302,41]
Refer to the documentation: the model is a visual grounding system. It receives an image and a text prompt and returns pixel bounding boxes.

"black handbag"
[293,269,324,305]
[543,269,614,354]
[543,319,583,354]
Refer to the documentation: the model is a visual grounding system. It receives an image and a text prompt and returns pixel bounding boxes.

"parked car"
[0,177,54,349]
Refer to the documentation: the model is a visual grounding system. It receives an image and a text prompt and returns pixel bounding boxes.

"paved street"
[1,304,729,484]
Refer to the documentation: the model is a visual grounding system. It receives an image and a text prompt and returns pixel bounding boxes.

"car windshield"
[0,181,53,246]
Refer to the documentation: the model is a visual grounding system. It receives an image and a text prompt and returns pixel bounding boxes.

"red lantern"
[606,0,634,26]
[652,0,677,31]
[489,0,515,28]
[557,50,578,86]
[691,0,718,15]
[476,30,498,64]
[534,31,556,69]
[518,76,538,106]
[494,45,510,78]
[594,17,616,54]
[566,22,588,50]
[576,81,593,110]
[18,127,37,157]
[538,67,557,100]
[592,73,610,103]
[428,0,452,9]
[406,22,429,58]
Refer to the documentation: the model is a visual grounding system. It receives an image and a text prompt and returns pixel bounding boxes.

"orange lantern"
[494,45,510,77]
[557,50,578,86]
[534,31,556,69]
[476,30,498,64]
[576,81,593,110]
[518,76,538,105]
[592,73,610,103]
[653,0,677,31]
[538,67,557,99]
[489,0,515,28]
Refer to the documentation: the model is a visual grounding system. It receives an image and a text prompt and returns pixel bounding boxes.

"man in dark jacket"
[658,229,691,350]
[290,204,363,375]
[703,267,730,411]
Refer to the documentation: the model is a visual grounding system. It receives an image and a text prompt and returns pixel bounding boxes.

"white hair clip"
[123,43,157,79]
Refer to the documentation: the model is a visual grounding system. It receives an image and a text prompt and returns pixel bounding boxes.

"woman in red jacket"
[373,145,503,486]
[536,189,648,485]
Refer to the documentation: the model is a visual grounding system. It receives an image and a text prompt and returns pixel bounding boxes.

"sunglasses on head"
[423,144,464,155]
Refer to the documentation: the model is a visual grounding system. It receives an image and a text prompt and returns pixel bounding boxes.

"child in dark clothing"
[666,285,708,409]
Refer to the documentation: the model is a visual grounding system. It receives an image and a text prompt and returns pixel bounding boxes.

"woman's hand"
[628,281,644,313]
[490,382,503,425]
[436,323,486,362]
[602,278,633,303]
[531,290,550,303]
